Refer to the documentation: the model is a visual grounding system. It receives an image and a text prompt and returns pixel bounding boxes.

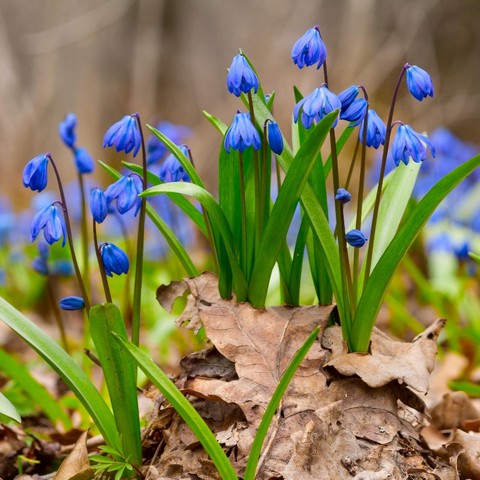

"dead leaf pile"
[144,273,456,480]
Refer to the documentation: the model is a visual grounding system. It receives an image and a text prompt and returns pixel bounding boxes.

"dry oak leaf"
[447,430,480,479]
[53,430,94,480]
[323,318,445,394]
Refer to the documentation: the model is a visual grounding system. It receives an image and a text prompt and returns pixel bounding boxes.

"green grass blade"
[89,304,142,464]
[0,348,72,429]
[0,391,21,423]
[203,111,228,136]
[141,183,248,300]
[351,154,480,352]
[243,326,320,480]
[248,111,338,307]
[0,298,120,450]
[288,214,310,306]
[114,335,238,480]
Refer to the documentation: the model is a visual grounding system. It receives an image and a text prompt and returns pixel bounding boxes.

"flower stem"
[363,65,407,282]
[77,172,90,299]
[46,277,70,353]
[92,220,112,303]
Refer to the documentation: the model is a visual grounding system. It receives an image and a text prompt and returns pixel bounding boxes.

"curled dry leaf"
[431,391,480,431]
[53,430,93,480]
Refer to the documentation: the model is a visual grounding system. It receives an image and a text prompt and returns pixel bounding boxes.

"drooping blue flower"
[90,187,108,223]
[341,98,368,127]
[224,112,261,153]
[30,203,66,246]
[226,53,259,97]
[23,154,49,192]
[338,85,359,112]
[291,26,327,69]
[103,114,141,157]
[50,260,74,276]
[391,124,435,166]
[406,65,434,101]
[147,122,191,165]
[159,146,191,182]
[59,113,77,148]
[267,121,284,155]
[293,86,341,129]
[60,296,85,310]
[359,109,386,149]
[105,174,143,215]
[74,147,94,174]
[100,242,129,276]
[32,257,49,275]
[335,188,352,204]
[345,229,367,248]
[0,197,14,247]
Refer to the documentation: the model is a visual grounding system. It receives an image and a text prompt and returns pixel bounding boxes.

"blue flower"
[391,124,435,166]
[338,85,359,111]
[32,257,49,275]
[335,188,352,204]
[267,121,284,155]
[359,110,386,149]
[100,242,129,276]
[224,112,261,153]
[90,187,108,223]
[293,86,341,129]
[345,229,367,248]
[74,147,94,174]
[159,146,190,182]
[50,260,74,276]
[341,98,368,127]
[59,113,77,148]
[23,154,49,192]
[103,114,141,157]
[406,65,434,101]
[60,296,85,310]
[226,53,259,97]
[31,203,66,246]
[291,26,327,69]
[105,174,143,215]
[147,122,191,165]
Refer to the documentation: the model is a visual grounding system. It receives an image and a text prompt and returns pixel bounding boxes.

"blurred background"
[1,0,480,204]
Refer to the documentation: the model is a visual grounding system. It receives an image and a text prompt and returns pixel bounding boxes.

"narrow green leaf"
[0,298,120,450]
[114,335,238,480]
[352,154,480,352]
[203,111,228,136]
[243,326,320,480]
[89,304,142,464]
[0,348,72,428]
[288,213,310,306]
[0,391,21,423]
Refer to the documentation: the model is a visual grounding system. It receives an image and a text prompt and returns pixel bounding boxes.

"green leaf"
[114,335,238,480]
[243,326,320,480]
[351,154,480,352]
[0,391,21,423]
[203,111,228,136]
[0,298,120,450]
[0,348,71,428]
[89,304,142,464]
[248,111,338,307]
[141,183,248,301]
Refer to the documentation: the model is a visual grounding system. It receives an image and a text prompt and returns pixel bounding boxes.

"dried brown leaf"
[431,391,480,430]
[448,430,480,479]
[53,431,93,480]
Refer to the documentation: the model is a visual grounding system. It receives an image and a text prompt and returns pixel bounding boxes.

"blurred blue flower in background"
[147,122,191,165]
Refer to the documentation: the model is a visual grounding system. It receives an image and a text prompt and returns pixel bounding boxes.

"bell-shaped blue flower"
[60,296,85,310]
[267,121,284,155]
[23,154,49,192]
[406,65,434,101]
[105,174,143,215]
[341,98,368,127]
[338,85,359,112]
[103,114,141,157]
[32,257,49,275]
[90,187,108,223]
[74,147,94,174]
[224,112,261,153]
[293,86,341,129]
[31,203,66,246]
[391,124,436,166]
[359,110,386,149]
[226,54,259,97]
[59,113,77,148]
[335,188,352,204]
[159,146,191,182]
[291,26,327,69]
[100,242,129,277]
[345,229,367,248]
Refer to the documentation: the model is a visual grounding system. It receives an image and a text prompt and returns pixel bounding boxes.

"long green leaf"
[89,304,142,464]
[351,154,480,352]
[243,326,320,480]
[248,111,338,307]
[0,348,72,428]
[0,298,120,450]
[203,111,228,136]
[141,183,248,300]
[0,391,21,423]
[114,335,238,480]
